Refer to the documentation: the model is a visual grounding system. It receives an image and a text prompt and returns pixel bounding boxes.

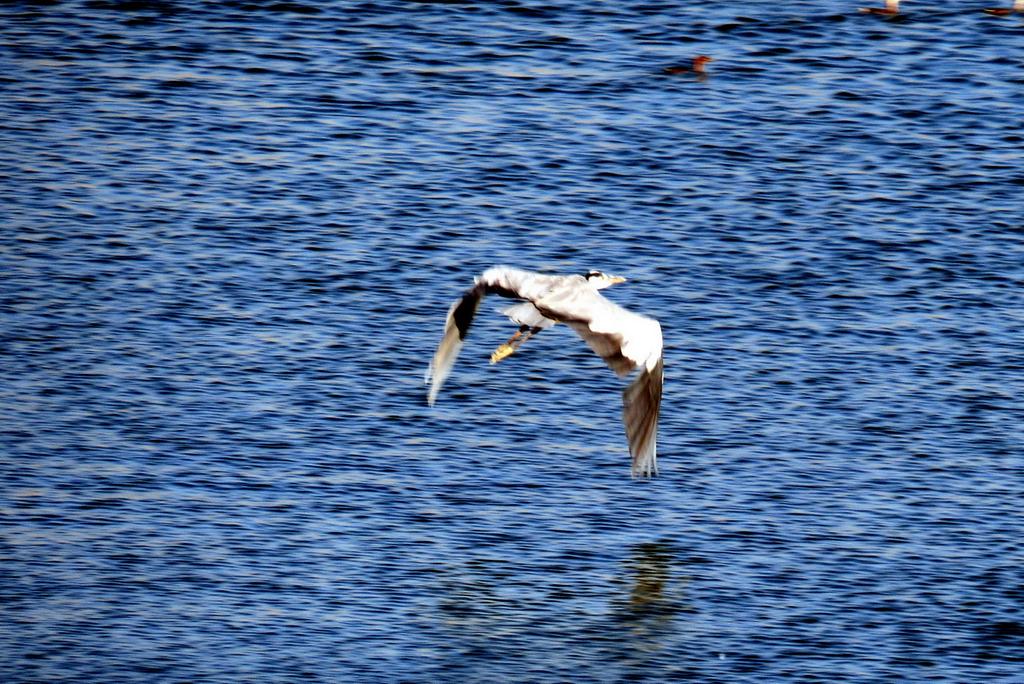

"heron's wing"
[623,357,663,477]
[536,287,664,477]
[425,284,484,406]
[478,265,573,301]
[426,266,565,405]
[538,287,663,376]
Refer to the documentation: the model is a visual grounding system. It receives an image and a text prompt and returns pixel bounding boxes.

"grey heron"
[425,266,664,478]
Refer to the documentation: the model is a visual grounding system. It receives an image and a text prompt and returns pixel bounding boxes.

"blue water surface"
[2,1,1023,681]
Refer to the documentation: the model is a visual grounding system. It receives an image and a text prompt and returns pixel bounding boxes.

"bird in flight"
[425,267,664,478]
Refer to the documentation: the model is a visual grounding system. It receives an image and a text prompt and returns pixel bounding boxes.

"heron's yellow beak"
[609,275,627,284]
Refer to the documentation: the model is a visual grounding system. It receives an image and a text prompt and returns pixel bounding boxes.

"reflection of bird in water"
[425,266,664,478]
[612,542,693,640]
[859,0,899,15]
[663,55,714,76]
[625,543,674,617]
[983,0,1024,15]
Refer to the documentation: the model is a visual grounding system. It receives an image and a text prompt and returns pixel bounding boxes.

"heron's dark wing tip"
[452,285,485,340]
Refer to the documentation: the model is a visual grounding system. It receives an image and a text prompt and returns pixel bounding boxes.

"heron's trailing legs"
[490,325,543,364]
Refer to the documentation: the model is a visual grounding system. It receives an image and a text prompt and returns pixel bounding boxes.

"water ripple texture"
[2,1,1022,682]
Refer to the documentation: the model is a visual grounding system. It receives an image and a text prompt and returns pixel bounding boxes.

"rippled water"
[2,1,1023,681]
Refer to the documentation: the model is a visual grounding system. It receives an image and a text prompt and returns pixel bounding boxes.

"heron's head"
[584,270,627,290]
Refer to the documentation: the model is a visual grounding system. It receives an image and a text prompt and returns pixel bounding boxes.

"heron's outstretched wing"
[425,284,484,406]
[536,287,663,375]
[426,266,565,405]
[535,287,664,477]
[623,358,663,477]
